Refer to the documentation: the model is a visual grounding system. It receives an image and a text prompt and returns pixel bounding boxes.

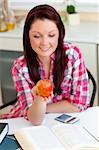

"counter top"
[65,21,99,44]
[0,27,23,39]
[0,21,99,51]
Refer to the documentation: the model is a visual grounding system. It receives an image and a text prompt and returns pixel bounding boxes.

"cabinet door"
[72,43,98,105]
[0,50,22,106]
[0,81,3,106]
[97,44,99,101]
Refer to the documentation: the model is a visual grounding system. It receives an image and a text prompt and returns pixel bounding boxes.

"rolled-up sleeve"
[2,57,34,119]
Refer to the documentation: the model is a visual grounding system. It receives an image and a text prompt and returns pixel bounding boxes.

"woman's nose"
[41,37,49,45]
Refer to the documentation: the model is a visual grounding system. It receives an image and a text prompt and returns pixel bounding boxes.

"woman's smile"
[39,47,51,52]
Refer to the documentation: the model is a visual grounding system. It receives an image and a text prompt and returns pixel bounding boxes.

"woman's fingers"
[31,86,37,96]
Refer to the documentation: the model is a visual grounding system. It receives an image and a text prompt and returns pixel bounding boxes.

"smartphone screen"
[55,114,79,124]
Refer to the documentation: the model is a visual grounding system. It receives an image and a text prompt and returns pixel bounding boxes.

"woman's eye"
[33,35,40,38]
[49,34,55,37]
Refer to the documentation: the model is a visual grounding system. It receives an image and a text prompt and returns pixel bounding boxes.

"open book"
[80,106,99,142]
[14,124,99,150]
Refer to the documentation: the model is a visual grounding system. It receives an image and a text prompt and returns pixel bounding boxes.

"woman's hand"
[27,79,54,125]
[27,85,53,125]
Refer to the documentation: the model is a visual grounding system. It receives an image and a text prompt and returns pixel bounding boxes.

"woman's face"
[29,19,59,58]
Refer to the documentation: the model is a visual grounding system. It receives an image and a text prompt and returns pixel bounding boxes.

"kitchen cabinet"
[0,82,2,106]
[97,44,99,99]
[70,42,98,105]
[0,50,22,106]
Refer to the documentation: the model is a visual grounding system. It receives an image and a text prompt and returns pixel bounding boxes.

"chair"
[87,69,97,107]
[0,98,17,116]
[0,98,17,110]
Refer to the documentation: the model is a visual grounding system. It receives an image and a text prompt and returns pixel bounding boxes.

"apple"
[36,79,53,97]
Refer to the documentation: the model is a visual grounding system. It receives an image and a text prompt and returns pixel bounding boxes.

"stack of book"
[0,123,8,144]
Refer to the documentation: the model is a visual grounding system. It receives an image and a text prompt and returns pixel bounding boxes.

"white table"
[0,106,99,141]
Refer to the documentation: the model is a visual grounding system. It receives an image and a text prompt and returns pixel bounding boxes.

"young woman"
[1,4,90,125]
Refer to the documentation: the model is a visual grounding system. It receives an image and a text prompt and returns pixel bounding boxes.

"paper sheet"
[0,117,32,135]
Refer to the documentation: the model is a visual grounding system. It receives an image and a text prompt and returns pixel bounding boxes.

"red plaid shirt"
[2,43,90,119]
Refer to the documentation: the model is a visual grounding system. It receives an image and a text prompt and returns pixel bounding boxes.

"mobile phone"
[55,114,79,124]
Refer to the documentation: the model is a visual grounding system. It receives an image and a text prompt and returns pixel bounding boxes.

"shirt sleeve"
[2,59,34,119]
[69,46,90,111]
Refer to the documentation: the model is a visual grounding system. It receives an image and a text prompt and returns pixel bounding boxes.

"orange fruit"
[36,79,53,97]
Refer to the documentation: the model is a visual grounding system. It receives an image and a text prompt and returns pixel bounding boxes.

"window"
[10,0,99,12]
[75,0,99,12]
[76,0,99,3]
[10,0,65,10]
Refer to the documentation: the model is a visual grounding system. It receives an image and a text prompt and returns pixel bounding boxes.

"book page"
[14,125,65,150]
[0,117,32,135]
[80,106,99,141]
[51,124,99,150]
